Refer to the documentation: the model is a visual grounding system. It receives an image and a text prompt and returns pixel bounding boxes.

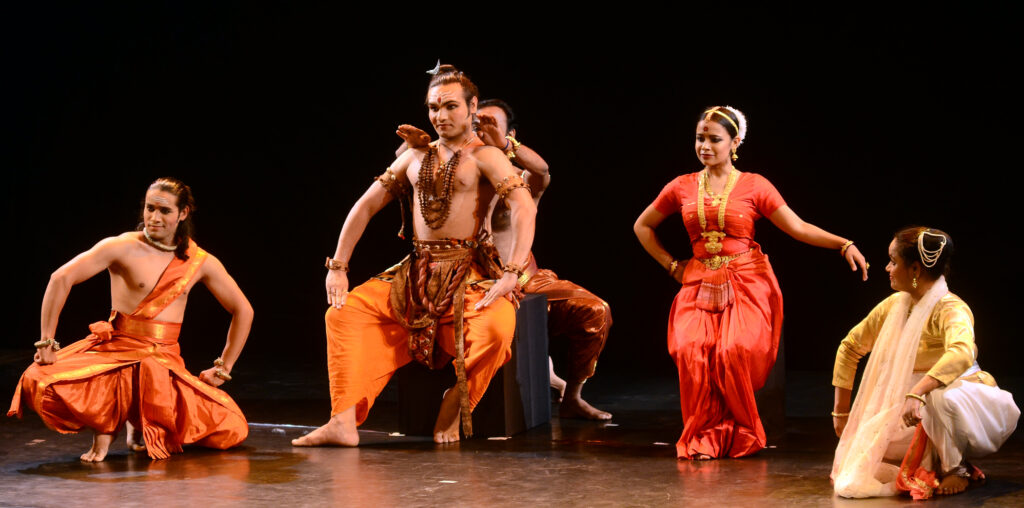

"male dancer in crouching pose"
[9,177,253,462]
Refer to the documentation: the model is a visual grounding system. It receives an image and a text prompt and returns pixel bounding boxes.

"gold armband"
[375,167,410,199]
[494,174,531,203]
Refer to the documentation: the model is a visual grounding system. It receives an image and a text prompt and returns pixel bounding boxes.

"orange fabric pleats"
[324,265,514,425]
[669,247,783,459]
[8,241,247,459]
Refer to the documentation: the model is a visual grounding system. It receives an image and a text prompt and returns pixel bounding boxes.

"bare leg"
[559,379,612,420]
[433,387,461,444]
[937,474,968,495]
[291,406,359,447]
[125,421,146,452]
[80,433,114,462]
[549,357,566,402]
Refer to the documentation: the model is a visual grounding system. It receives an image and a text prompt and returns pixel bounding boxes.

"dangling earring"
[731,148,738,161]
[912,276,918,289]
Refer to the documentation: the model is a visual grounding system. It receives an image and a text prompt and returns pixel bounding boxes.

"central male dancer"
[400,99,613,419]
[293,64,536,446]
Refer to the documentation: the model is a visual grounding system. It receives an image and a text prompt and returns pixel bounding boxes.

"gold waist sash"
[110,310,181,345]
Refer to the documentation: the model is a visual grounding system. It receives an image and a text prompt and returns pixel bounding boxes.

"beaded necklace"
[417,136,475,229]
[696,169,739,254]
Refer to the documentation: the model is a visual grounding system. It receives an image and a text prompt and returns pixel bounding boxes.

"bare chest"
[110,252,192,306]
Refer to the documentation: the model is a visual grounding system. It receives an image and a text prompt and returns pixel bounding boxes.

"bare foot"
[559,394,612,420]
[126,421,146,452]
[433,387,461,444]
[81,433,113,462]
[292,408,359,447]
[549,357,566,402]
[558,380,611,420]
[937,474,968,495]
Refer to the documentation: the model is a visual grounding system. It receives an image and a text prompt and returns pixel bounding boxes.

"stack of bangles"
[213,357,232,381]
[34,338,61,350]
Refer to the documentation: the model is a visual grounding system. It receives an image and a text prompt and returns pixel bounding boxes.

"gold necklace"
[696,169,739,255]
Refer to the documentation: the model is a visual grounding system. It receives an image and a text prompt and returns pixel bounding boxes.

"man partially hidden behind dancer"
[398,99,612,419]
[292,63,536,446]
[831,227,1018,499]
[9,178,253,462]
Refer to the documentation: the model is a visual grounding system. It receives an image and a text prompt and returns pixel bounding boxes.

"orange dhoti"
[521,257,611,381]
[325,261,515,431]
[8,240,247,459]
[8,312,248,459]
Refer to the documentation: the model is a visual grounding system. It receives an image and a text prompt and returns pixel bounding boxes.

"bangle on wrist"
[325,257,349,271]
[667,259,679,276]
[831,411,850,418]
[905,393,927,405]
[34,338,60,350]
[840,240,854,257]
[502,262,526,278]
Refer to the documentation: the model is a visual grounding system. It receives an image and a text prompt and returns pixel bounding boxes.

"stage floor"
[2,365,1023,507]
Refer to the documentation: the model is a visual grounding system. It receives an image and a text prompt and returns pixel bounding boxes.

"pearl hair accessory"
[721,105,748,145]
[917,230,947,268]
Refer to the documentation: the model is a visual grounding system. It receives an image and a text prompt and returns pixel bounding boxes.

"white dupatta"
[831,276,948,498]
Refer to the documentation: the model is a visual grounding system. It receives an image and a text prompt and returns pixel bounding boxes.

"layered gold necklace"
[696,169,739,254]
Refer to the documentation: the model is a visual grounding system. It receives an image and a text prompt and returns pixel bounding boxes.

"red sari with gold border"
[8,240,248,459]
[652,171,786,459]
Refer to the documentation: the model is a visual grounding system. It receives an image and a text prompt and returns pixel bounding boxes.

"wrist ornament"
[840,240,854,257]
[325,257,349,271]
[504,135,521,159]
[34,338,61,350]
[668,259,679,276]
[213,358,232,381]
[905,393,927,405]
[503,262,527,279]
[831,411,850,418]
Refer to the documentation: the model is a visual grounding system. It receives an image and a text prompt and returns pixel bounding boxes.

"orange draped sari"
[652,171,786,459]
[8,240,248,459]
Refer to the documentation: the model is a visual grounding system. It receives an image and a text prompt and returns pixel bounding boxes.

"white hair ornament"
[722,105,748,145]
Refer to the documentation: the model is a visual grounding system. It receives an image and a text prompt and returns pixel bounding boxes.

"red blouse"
[652,171,786,258]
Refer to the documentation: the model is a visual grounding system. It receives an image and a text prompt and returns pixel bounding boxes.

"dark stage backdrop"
[2,6,1018,386]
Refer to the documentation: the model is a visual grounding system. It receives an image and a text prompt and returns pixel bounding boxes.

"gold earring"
[912,276,918,289]
[731,148,738,161]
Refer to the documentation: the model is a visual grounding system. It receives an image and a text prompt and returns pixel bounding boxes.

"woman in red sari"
[634,106,868,460]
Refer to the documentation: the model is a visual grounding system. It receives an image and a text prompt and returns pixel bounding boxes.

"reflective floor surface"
[2,361,1023,507]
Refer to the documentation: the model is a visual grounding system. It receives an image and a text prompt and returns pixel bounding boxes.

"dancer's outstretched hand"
[476,272,518,310]
[844,244,869,281]
[326,269,350,309]
[396,124,431,149]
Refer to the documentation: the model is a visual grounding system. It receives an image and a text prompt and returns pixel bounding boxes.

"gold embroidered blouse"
[832,293,977,389]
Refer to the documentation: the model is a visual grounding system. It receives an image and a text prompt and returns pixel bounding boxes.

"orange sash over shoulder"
[8,240,248,459]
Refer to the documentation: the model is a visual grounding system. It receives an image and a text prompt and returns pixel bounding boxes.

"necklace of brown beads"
[417,136,475,229]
